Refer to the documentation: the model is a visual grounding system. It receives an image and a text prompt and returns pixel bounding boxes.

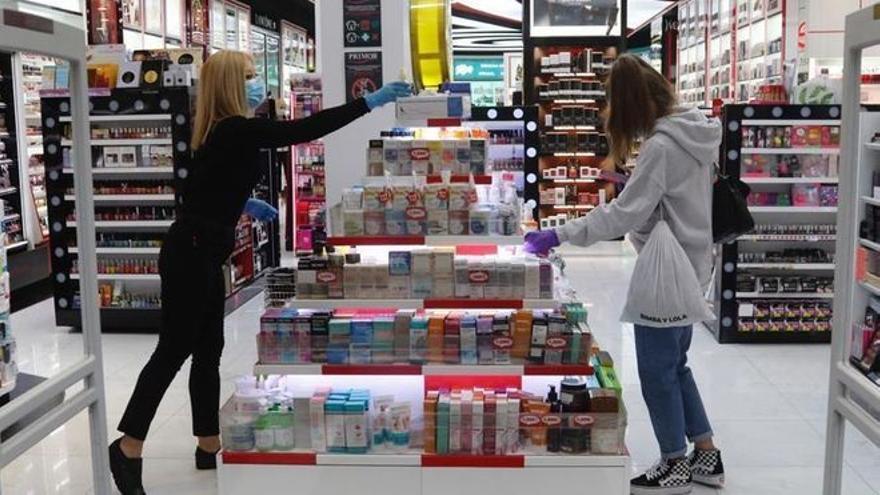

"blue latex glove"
[364,81,413,110]
[524,230,560,257]
[244,198,278,222]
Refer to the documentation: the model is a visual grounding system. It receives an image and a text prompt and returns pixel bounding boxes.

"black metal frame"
[470,105,541,221]
[41,88,191,331]
[713,103,841,344]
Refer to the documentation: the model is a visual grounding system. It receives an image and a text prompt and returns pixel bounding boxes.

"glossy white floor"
[2,245,880,495]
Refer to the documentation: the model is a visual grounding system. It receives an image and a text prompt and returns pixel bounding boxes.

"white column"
[318,0,412,217]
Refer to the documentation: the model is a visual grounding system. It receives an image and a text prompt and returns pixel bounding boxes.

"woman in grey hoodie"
[525,54,725,495]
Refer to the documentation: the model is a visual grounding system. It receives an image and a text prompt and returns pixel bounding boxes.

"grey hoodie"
[555,106,722,289]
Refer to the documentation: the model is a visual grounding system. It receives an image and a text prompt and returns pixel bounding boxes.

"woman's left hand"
[364,82,413,109]
[524,230,560,257]
[244,198,278,222]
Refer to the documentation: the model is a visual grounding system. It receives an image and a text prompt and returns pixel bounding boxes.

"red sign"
[317,271,338,283]
[797,21,807,50]
[468,270,490,284]
[410,148,431,160]
[492,336,514,349]
[519,414,542,427]
[541,414,562,426]
[572,414,595,427]
[545,337,568,349]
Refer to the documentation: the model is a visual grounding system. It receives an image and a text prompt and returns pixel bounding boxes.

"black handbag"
[713,163,754,243]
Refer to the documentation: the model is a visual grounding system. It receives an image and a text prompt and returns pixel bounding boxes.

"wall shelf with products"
[41,88,278,331]
[524,41,619,231]
[713,104,841,344]
[676,0,787,106]
[289,75,325,256]
[824,12,880,492]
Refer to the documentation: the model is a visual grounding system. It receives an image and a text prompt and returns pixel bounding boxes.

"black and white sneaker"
[688,448,725,487]
[630,457,693,495]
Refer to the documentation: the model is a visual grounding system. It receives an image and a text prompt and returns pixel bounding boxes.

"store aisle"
[2,247,879,495]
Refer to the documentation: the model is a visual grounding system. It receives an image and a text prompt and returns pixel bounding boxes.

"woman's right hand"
[524,230,561,257]
[364,82,413,110]
[244,198,278,222]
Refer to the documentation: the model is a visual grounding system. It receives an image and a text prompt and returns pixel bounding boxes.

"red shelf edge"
[327,236,426,246]
[424,174,492,185]
[424,298,524,309]
[221,451,317,465]
[421,454,525,468]
[321,364,423,375]
[524,364,594,376]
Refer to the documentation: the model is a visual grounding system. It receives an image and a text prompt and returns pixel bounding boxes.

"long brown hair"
[604,54,677,164]
[191,51,252,150]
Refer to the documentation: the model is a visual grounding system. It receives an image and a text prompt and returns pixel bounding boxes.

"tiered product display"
[525,44,617,229]
[677,0,786,106]
[714,104,841,343]
[219,290,630,494]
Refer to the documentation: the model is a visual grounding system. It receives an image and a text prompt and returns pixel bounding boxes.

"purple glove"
[524,230,560,256]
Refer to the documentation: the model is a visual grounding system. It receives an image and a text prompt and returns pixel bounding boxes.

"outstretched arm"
[554,139,667,246]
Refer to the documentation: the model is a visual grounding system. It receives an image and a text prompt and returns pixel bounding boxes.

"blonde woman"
[109,50,411,495]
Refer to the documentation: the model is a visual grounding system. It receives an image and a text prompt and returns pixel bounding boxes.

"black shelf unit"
[470,106,540,220]
[713,103,841,344]
[41,88,282,331]
[41,88,191,331]
[522,2,626,229]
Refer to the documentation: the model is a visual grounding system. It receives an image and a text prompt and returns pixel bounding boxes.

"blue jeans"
[634,324,713,459]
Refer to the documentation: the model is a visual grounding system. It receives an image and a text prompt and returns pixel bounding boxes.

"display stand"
[41,89,280,330]
[713,103,840,343]
[823,6,880,493]
[41,88,190,331]
[0,7,111,493]
[521,0,624,232]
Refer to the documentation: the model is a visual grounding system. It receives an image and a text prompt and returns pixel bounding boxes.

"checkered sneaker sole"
[688,449,725,488]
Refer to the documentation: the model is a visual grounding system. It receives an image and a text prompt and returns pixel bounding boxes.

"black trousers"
[118,222,227,440]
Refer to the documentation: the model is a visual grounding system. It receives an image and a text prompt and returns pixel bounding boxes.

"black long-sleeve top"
[178,97,370,257]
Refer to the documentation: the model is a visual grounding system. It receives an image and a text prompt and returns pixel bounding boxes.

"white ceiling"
[452,0,671,31]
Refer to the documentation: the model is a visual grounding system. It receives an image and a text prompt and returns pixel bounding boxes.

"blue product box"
[388,251,412,276]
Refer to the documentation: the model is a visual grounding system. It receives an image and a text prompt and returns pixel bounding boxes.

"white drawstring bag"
[620,219,715,328]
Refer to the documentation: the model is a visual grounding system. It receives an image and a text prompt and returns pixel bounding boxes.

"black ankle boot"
[109,438,146,495]
[195,446,220,470]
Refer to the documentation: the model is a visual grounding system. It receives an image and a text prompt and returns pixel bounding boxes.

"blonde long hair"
[191,50,252,150]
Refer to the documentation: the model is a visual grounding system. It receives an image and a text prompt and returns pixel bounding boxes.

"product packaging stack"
[423,378,624,457]
[293,249,554,301]
[309,389,412,454]
[342,178,521,237]
[256,305,592,367]
[852,297,880,383]
[366,127,487,177]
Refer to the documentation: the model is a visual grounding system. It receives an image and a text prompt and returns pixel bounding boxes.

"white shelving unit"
[824,7,880,493]
[0,12,112,493]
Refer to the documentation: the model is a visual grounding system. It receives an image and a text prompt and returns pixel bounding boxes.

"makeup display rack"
[41,88,279,331]
[677,0,786,106]
[713,104,841,343]
[0,53,35,254]
[217,281,630,495]
[523,32,622,231]
[824,9,880,492]
[289,74,326,256]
